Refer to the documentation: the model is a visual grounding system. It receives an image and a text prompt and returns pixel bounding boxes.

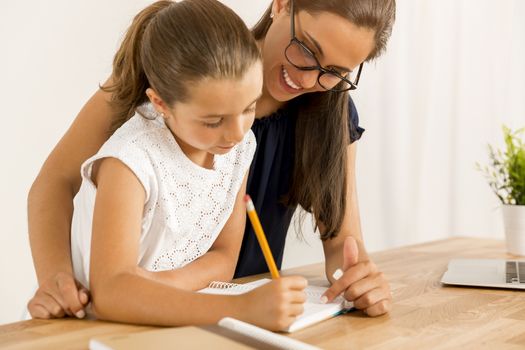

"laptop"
[441,259,525,290]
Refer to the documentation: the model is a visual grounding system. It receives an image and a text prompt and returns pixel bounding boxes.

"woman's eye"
[329,67,347,77]
[204,119,223,128]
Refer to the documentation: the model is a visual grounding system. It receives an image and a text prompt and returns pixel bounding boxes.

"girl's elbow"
[89,282,113,320]
[89,268,138,320]
[90,299,123,323]
[89,280,130,322]
[221,258,238,281]
[90,299,107,320]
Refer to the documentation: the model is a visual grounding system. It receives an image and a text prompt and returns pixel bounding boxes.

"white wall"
[1,0,524,325]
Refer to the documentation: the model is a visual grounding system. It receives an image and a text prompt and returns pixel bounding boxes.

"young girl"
[59,0,307,330]
[29,0,396,320]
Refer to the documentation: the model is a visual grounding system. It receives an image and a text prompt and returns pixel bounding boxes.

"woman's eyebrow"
[305,32,324,56]
[305,31,352,72]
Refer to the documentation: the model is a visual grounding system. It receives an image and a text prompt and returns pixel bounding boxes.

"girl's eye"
[244,106,256,114]
[203,119,223,128]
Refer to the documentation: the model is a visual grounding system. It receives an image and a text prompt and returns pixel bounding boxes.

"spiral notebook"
[199,278,352,333]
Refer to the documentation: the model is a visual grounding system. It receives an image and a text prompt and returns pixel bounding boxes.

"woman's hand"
[240,276,307,331]
[27,272,90,319]
[322,237,391,316]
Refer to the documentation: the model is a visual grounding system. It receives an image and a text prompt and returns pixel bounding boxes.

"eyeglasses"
[284,0,363,92]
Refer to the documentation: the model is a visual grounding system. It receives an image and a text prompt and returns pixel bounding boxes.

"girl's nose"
[224,117,245,144]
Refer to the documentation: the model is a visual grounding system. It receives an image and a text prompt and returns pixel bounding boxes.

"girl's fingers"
[288,290,307,304]
[282,276,308,290]
[288,303,305,317]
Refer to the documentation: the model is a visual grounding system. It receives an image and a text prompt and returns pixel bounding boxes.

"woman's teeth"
[282,67,301,90]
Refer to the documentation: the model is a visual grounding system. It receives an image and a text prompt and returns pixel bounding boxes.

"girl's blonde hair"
[103,0,261,132]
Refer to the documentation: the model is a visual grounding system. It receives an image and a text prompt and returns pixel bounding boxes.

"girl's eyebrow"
[244,93,263,109]
[201,93,262,119]
[305,32,352,73]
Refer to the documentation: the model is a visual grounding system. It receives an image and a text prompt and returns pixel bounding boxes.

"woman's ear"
[145,88,169,119]
[271,0,290,18]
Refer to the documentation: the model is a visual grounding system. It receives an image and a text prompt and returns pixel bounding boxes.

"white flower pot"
[502,204,525,256]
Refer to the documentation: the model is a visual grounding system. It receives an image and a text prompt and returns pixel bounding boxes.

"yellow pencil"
[244,195,280,279]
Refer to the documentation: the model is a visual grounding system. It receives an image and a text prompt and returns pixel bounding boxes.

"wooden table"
[1,237,524,349]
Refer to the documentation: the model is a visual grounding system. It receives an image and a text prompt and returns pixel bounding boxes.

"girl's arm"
[321,143,392,316]
[27,86,115,318]
[90,157,306,329]
[140,174,249,291]
[26,82,246,316]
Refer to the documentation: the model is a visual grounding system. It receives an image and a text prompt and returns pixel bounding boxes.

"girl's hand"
[240,276,307,331]
[27,272,90,319]
[322,237,391,316]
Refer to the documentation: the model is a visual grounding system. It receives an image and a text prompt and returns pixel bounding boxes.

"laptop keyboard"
[506,261,525,284]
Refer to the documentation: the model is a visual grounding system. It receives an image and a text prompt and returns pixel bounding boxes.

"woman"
[28,0,395,319]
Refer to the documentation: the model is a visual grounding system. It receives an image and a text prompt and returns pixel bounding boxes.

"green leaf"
[477,125,525,205]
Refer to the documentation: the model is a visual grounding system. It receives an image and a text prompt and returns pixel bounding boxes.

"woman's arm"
[90,157,306,329]
[139,174,249,291]
[321,143,392,316]
[27,86,114,318]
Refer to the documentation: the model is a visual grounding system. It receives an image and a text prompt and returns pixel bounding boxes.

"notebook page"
[199,279,351,333]
[198,279,271,295]
[286,285,348,333]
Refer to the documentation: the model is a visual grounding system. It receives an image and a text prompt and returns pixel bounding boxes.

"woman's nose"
[299,69,319,89]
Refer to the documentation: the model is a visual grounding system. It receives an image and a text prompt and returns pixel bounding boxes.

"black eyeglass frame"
[285,0,363,92]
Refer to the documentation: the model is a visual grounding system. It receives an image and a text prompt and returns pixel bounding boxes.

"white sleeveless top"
[71,103,256,288]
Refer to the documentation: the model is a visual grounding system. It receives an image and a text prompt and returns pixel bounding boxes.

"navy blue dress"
[234,96,364,277]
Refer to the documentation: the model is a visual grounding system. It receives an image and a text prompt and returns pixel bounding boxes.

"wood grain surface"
[1,237,524,349]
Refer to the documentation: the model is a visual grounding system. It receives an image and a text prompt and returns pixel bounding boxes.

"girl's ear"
[146,88,169,119]
[271,0,290,17]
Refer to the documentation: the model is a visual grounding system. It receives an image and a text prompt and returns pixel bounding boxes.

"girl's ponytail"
[102,1,173,133]
[102,0,259,134]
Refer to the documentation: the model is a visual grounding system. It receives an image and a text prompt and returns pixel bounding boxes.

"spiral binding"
[208,281,244,290]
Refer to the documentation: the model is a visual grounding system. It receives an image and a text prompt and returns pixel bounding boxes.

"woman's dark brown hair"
[102,0,260,132]
[253,0,396,240]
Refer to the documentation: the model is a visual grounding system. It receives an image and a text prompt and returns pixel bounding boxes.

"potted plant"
[478,126,525,255]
